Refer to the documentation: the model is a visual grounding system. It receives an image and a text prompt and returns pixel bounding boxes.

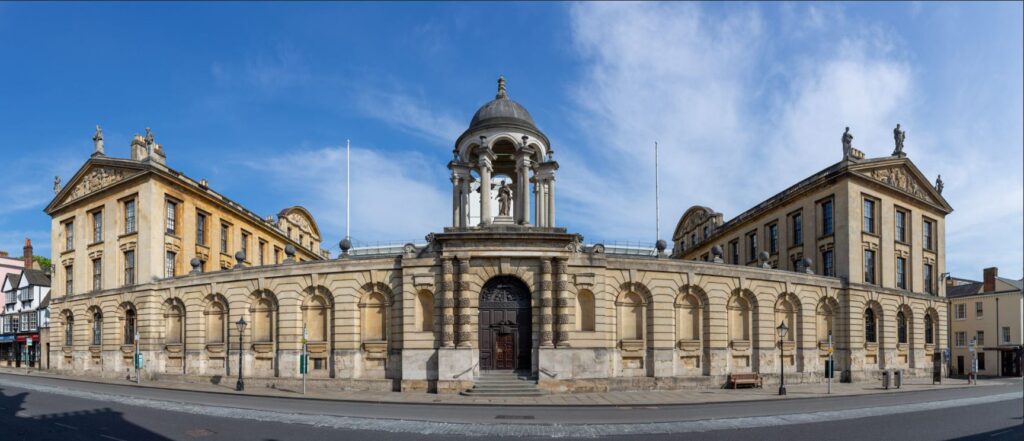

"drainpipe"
[995,297,1000,376]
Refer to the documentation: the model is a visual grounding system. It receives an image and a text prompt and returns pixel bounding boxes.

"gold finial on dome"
[496,75,507,99]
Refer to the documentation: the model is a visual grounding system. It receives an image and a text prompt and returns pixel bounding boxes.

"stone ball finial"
[802,257,814,274]
[759,251,769,262]
[655,240,667,252]
[190,258,201,269]
[711,245,723,257]
[234,251,246,269]
[339,238,352,258]
[285,244,296,257]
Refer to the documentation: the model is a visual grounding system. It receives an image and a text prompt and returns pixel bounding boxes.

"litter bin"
[882,369,891,389]
[894,369,903,389]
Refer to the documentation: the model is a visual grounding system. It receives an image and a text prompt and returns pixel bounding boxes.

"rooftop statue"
[92,124,104,155]
[893,123,906,156]
[497,181,513,217]
[935,174,944,194]
[842,127,853,158]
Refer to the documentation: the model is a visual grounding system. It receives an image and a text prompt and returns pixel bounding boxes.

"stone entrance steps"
[460,370,545,397]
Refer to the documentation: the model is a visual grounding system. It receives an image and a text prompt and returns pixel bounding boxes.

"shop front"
[0,334,15,366]
[17,333,39,368]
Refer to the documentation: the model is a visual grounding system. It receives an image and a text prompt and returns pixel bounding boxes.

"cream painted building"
[47,78,950,394]
[948,267,1023,377]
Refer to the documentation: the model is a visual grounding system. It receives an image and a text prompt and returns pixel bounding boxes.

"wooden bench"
[728,373,763,389]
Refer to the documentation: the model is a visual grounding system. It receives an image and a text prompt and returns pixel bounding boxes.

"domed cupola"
[467,77,539,132]
[455,76,550,154]
[449,77,558,229]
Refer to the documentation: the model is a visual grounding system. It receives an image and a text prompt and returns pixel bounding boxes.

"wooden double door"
[478,276,532,371]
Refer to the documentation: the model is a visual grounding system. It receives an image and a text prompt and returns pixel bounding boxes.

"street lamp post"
[236,317,247,391]
[777,321,789,396]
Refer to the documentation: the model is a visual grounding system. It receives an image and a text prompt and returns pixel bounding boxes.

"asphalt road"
[0,373,1020,440]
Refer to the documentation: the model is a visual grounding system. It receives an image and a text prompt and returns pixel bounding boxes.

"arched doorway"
[478,276,532,371]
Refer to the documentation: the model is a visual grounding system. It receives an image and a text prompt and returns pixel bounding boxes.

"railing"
[347,240,425,257]
[588,240,661,257]
[341,238,666,258]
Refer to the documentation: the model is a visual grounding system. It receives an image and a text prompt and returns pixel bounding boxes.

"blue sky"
[0,2,1021,279]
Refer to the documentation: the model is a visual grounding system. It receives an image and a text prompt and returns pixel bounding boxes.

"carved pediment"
[863,166,934,204]
[67,167,128,202]
[48,161,146,213]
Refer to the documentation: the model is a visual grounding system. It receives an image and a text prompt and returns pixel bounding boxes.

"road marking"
[100,435,127,441]
[1,377,1020,438]
[989,429,1012,437]
[53,422,78,430]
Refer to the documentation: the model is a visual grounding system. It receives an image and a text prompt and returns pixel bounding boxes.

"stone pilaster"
[554,257,571,347]
[441,258,455,348]
[456,258,473,348]
[540,259,554,347]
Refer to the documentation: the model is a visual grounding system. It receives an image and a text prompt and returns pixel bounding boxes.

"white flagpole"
[655,141,661,243]
[346,139,351,241]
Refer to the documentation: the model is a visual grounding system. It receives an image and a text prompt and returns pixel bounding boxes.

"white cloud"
[562,2,1021,277]
[243,145,449,250]
[355,89,463,147]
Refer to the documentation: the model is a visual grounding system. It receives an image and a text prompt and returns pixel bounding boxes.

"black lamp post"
[235,317,247,391]
[777,321,788,396]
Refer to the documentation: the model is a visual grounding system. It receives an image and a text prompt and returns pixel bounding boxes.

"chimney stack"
[983,267,998,292]
[23,238,34,269]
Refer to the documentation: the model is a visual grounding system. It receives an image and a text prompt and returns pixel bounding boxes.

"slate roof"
[3,273,20,291]
[21,269,50,287]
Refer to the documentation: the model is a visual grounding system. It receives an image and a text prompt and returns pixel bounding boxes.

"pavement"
[0,366,1000,406]
[0,372,1021,440]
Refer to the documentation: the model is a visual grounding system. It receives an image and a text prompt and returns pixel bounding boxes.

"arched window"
[897,311,907,344]
[253,298,274,342]
[64,312,74,346]
[728,295,751,341]
[306,296,328,342]
[678,294,700,341]
[865,308,877,343]
[924,314,934,345]
[206,301,225,344]
[361,292,387,341]
[123,307,137,345]
[415,290,434,332]
[620,292,644,340]
[775,298,796,342]
[166,303,184,344]
[577,290,596,332]
[816,301,834,343]
[91,310,103,346]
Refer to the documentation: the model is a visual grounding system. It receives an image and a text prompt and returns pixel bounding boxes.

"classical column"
[441,258,455,348]
[451,174,461,228]
[540,259,554,347]
[478,157,493,226]
[548,178,556,227]
[459,177,471,228]
[532,176,542,227]
[554,257,571,347]
[537,178,547,228]
[456,258,473,348]
[514,156,529,224]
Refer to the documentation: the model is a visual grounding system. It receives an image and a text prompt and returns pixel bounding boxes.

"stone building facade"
[47,79,949,393]
[948,267,1023,377]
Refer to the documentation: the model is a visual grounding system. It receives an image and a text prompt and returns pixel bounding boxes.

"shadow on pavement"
[952,423,1024,440]
[0,386,172,441]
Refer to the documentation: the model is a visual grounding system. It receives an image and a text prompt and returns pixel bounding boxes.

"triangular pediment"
[45,158,150,214]
[850,158,952,213]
